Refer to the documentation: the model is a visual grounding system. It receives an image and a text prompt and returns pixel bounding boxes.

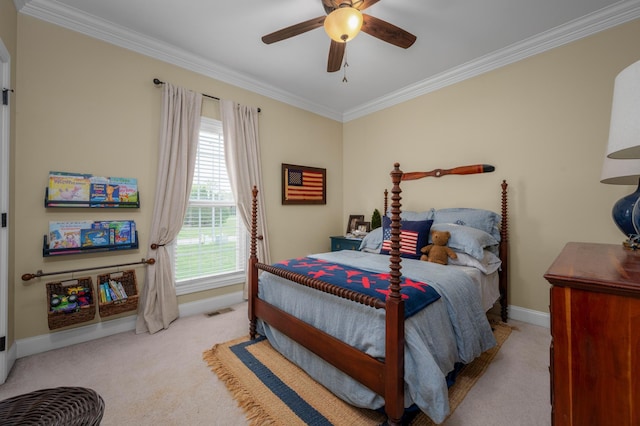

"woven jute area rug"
[203,322,511,425]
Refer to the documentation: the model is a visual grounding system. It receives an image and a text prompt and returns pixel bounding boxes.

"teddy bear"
[420,230,458,265]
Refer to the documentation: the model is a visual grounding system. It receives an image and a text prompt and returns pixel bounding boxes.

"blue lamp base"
[612,179,640,247]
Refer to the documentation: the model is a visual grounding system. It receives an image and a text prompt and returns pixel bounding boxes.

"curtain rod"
[22,258,155,281]
[152,78,261,112]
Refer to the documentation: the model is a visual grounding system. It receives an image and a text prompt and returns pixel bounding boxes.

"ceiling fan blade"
[327,40,345,72]
[361,14,416,48]
[322,0,378,14]
[262,16,326,44]
[322,0,334,14]
[358,0,380,11]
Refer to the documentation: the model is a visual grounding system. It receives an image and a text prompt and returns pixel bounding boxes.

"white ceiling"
[15,0,640,121]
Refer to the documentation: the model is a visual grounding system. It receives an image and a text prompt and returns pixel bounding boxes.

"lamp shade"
[605,59,640,159]
[324,7,363,42]
[600,157,640,184]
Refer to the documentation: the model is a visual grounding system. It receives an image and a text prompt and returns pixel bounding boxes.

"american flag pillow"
[380,216,433,259]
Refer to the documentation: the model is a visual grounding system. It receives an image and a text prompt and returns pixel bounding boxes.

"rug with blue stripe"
[203,323,511,425]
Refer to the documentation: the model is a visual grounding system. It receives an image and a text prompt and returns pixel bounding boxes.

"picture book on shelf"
[91,220,136,245]
[89,176,108,204]
[47,172,138,207]
[47,171,91,205]
[108,177,138,204]
[48,220,94,249]
[80,229,111,247]
[49,220,137,250]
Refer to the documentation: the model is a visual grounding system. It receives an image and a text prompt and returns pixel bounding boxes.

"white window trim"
[173,117,247,295]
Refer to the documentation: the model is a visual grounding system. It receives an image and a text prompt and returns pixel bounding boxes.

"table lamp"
[601,59,640,248]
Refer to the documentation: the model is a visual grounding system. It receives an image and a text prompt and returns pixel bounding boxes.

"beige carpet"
[203,323,511,425]
[0,303,551,425]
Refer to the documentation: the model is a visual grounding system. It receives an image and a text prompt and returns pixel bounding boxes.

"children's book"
[108,177,138,205]
[80,229,111,247]
[48,221,94,249]
[89,220,136,245]
[89,176,109,204]
[47,171,91,205]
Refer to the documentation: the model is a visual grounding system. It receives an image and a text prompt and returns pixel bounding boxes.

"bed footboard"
[248,164,407,425]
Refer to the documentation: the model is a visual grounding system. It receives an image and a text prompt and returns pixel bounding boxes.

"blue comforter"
[257,250,496,424]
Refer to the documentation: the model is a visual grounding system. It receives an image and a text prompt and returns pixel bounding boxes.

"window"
[174,117,247,295]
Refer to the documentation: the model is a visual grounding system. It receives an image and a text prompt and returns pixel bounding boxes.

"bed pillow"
[449,250,502,274]
[433,208,501,242]
[429,222,499,260]
[358,226,383,253]
[380,216,432,259]
[386,209,435,222]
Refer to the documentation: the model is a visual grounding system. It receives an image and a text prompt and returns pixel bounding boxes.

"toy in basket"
[96,270,138,318]
[46,277,96,330]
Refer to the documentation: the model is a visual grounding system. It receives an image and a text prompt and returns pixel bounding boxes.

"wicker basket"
[46,277,96,330]
[0,386,104,425]
[96,269,138,317]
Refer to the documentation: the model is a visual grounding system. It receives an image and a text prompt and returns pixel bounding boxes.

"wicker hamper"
[46,277,96,330]
[96,269,138,317]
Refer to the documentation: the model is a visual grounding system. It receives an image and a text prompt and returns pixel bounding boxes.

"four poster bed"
[247,163,509,425]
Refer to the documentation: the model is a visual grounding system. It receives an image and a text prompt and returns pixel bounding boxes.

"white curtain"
[136,83,202,334]
[220,100,270,297]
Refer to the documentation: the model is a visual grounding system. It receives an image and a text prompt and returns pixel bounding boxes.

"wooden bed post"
[386,163,405,426]
[384,189,388,215]
[499,180,509,322]
[249,185,259,339]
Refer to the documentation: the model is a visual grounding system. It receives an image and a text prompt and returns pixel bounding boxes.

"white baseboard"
[16,291,244,359]
[15,294,547,359]
[509,305,550,328]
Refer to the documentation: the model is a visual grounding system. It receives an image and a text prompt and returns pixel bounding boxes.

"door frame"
[0,37,12,384]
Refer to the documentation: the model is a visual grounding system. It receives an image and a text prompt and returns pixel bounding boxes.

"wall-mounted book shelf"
[43,231,139,257]
[44,188,140,208]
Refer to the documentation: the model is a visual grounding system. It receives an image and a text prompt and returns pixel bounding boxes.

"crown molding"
[343,0,640,121]
[15,0,343,121]
[15,0,640,123]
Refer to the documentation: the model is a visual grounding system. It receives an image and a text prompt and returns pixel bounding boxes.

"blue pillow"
[380,216,433,259]
[358,227,383,253]
[433,208,501,242]
[430,223,499,260]
[386,209,435,222]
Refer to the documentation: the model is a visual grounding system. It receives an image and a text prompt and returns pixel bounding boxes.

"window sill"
[175,271,244,296]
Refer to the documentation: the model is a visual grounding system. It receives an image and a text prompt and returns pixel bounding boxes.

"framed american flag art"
[282,163,326,205]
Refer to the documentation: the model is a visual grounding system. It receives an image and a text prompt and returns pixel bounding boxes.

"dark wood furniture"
[544,242,640,426]
[330,235,362,251]
[248,163,509,425]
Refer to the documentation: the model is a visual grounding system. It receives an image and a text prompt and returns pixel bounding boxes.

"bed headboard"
[384,163,509,321]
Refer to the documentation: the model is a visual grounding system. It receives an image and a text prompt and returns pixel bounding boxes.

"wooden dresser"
[544,242,640,426]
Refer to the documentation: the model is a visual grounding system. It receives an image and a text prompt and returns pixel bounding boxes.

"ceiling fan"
[261,0,417,73]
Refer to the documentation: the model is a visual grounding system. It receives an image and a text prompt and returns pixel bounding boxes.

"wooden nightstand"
[330,236,362,251]
[544,242,640,426]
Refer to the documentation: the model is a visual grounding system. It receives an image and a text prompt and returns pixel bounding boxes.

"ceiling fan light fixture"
[323,7,363,43]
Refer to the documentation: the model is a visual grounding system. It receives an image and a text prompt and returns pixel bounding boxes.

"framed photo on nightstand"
[346,215,364,235]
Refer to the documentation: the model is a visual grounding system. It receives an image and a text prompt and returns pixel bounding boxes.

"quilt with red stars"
[274,256,441,318]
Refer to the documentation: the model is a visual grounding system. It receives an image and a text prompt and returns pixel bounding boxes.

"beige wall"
[0,0,17,346]
[10,9,640,339]
[343,18,640,314]
[12,15,342,339]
